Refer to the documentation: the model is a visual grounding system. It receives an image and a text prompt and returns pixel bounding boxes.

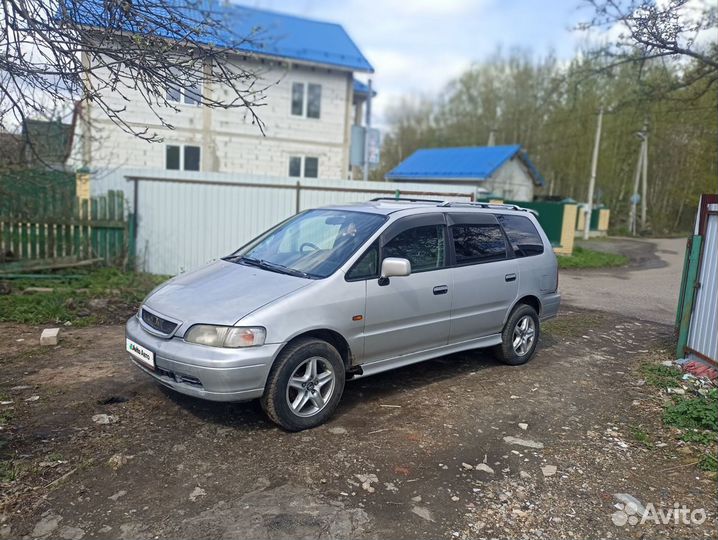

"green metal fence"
[478,198,578,255]
[675,235,705,358]
[0,189,128,269]
[0,168,75,198]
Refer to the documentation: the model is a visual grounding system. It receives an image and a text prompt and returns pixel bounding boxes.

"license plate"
[126,338,155,369]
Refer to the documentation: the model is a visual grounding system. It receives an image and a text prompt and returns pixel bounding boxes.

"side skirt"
[354,334,502,379]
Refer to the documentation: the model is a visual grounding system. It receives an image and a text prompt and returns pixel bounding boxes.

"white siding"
[71,56,353,179]
[94,168,476,275]
[485,158,536,201]
[686,207,718,364]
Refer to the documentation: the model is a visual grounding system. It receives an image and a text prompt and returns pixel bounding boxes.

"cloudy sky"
[249,0,591,125]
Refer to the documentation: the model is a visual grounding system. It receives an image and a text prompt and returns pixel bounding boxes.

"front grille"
[141,308,178,335]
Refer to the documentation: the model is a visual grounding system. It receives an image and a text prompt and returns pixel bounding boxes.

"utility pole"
[629,144,644,235]
[629,122,647,236]
[640,119,648,230]
[487,128,496,146]
[583,107,604,241]
[362,79,373,182]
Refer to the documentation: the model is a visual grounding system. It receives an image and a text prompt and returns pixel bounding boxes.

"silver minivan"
[126,199,560,430]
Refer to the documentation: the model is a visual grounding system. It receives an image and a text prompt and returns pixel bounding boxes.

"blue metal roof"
[385,145,544,186]
[353,79,377,96]
[71,1,373,73]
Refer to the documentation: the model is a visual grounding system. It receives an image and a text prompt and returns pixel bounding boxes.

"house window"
[166,145,181,170]
[304,157,319,178]
[167,86,182,104]
[166,144,201,171]
[184,146,200,171]
[184,81,202,106]
[288,156,319,178]
[167,76,202,106]
[289,156,302,177]
[291,83,304,116]
[307,84,321,119]
[290,82,322,118]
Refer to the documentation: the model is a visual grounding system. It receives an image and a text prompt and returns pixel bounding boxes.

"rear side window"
[451,224,507,264]
[496,214,544,257]
[383,225,446,272]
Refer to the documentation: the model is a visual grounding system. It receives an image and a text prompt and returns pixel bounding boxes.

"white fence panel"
[107,168,476,275]
[686,206,718,365]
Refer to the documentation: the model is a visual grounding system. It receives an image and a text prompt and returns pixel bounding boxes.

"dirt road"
[1,304,715,539]
[559,237,686,324]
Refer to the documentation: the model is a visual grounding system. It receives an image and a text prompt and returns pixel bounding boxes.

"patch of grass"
[680,430,716,445]
[663,389,718,447]
[557,246,629,269]
[640,363,683,389]
[630,426,653,448]
[699,452,718,472]
[0,460,16,483]
[0,409,12,427]
[45,452,63,462]
[0,267,168,326]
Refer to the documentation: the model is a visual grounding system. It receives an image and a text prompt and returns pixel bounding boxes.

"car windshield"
[225,209,386,278]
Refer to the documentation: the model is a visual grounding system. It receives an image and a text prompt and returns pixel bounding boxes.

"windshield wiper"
[224,255,312,279]
[256,259,313,279]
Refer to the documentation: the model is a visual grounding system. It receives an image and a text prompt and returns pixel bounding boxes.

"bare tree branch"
[0,0,271,147]
[578,0,718,99]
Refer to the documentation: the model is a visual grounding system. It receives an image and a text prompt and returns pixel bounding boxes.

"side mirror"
[379,257,411,286]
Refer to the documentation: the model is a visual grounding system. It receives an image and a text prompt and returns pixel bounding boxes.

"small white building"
[385,145,545,202]
[73,4,374,180]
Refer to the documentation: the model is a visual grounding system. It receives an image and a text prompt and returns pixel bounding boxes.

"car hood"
[144,260,311,329]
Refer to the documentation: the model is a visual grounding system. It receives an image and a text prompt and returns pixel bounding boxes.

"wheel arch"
[276,328,354,370]
[505,295,542,325]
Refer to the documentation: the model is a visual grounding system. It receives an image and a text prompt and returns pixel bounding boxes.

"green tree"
[377,50,716,234]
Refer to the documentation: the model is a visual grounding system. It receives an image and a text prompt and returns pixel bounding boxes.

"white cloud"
[251,0,585,126]
[357,48,471,129]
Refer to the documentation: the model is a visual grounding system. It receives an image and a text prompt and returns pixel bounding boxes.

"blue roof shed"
[385,145,544,186]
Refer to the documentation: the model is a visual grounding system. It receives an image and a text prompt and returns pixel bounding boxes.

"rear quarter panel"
[511,213,560,318]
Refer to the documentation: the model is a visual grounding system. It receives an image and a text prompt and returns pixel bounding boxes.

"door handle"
[505,273,517,282]
[433,285,449,295]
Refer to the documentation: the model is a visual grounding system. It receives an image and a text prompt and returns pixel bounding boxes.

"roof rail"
[437,201,538,215]
[370,197,446,204]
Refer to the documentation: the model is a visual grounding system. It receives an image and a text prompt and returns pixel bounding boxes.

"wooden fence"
[0,189,129,269]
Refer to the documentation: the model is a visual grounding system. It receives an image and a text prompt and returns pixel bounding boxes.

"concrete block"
[40,328,60,346]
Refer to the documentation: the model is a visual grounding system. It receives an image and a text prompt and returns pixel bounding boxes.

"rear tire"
[261,338,345,431]
[493,304,540,366]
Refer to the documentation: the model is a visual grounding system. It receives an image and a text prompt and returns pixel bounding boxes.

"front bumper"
[125,316,282,402]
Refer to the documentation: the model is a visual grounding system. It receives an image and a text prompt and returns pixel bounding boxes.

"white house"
[385,145,545,202]
[73,4,374,180]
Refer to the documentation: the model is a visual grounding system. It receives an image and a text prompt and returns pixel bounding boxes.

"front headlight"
[184,325,267,348]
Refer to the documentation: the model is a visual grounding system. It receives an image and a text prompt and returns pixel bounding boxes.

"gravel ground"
[0,304,715,539]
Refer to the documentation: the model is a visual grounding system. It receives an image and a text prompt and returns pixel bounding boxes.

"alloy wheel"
[512,315,536,356]
[285,356,336,417]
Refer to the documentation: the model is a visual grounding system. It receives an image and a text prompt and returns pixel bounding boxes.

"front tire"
[494,304,540,366]
[261,338,345,431]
